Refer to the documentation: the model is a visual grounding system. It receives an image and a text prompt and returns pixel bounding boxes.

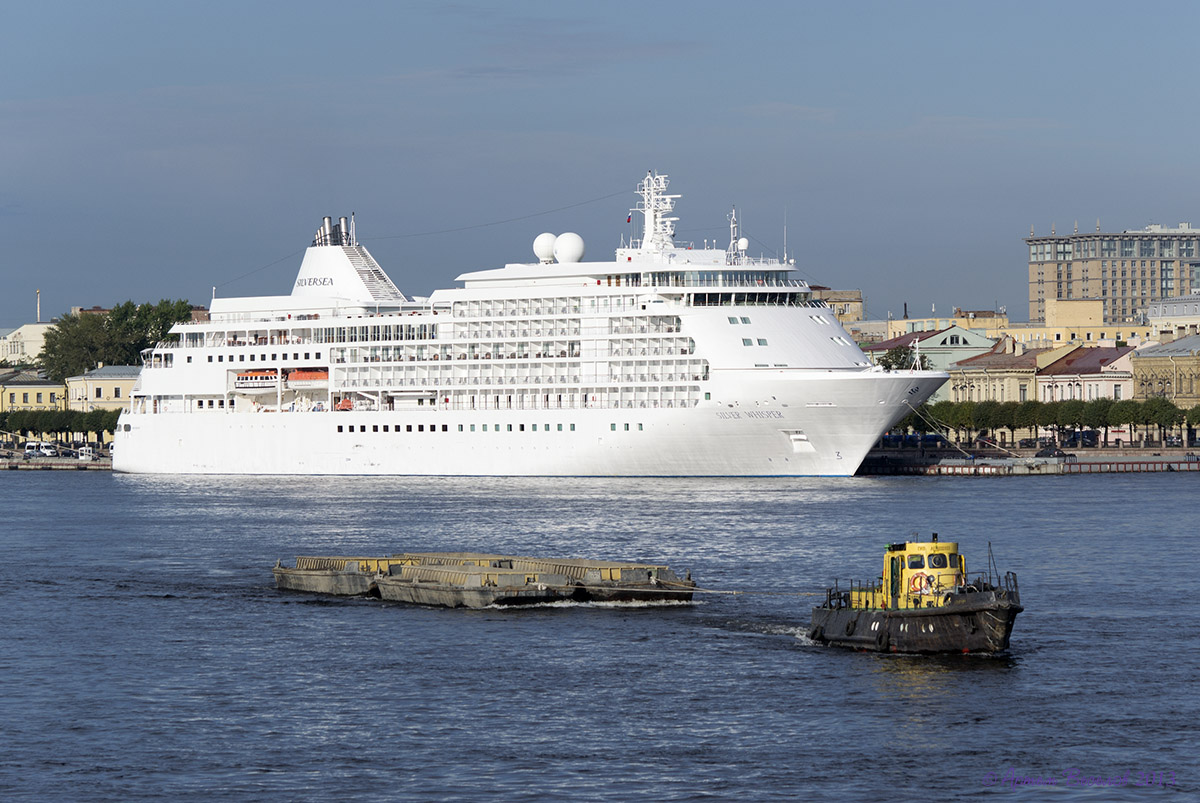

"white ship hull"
[115,370,941,476]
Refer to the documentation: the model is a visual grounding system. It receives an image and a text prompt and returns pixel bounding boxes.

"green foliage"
[1057,399,1087,430]
[1014,400,1042,437]
[1083,398,1113,432]
[38,299,192,382]
[1188,405,1200,428]
[876,345,931,371]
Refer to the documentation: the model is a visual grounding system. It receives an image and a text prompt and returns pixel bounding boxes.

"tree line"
[898,397,1200,445]
[1,409,121,444]
[37,299,194,381]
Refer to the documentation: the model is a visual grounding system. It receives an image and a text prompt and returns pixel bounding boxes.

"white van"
[78,446,97,461]
[24,442,57,457]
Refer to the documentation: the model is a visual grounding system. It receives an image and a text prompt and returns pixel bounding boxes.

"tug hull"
[808,591,1022,654]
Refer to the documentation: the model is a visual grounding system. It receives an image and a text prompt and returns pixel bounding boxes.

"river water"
[2,472,1195,800]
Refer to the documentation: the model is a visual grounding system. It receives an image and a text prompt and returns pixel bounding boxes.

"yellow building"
[891,300,1156,349]
[0,370,66,412]
[946,339,1078,404]
[809,286,864,325]
[65,365,141,412]
[1129,334,1200,408]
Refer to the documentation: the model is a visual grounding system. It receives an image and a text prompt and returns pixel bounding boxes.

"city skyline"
[5,1,1200,327]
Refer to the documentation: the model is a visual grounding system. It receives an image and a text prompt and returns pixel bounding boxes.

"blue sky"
[5,0,1200,327]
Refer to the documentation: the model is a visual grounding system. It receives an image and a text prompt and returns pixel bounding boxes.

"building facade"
[1,323,54,366]
[1026,223,1200,325]
[864,326,996,403]
[946,339,1077,404]
[0,370,66,412]
[1128,334,1200,409]
[65,365,141,412]
[1147,291,1200,342]
[1038,346,1133,402]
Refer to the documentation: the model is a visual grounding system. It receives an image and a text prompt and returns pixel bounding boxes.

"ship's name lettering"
[296,277,334,287]
[716,410,783,420]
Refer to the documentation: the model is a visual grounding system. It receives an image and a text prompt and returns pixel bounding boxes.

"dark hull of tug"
[808,592,1023,654]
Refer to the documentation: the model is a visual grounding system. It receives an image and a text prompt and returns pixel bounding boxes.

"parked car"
[1018,438,1037,448]
[1036,446,1074,458]
[1165,435,1183,447]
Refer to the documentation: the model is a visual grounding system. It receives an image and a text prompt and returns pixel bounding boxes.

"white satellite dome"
[553,232,585,263]
[532,232,557,263]
[737,237,749,252]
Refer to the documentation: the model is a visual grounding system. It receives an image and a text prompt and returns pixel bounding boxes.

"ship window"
[442,425,448,432]
[458,424,463,432]
[742,338,753,346]
[305,353,310,359]
[740,317,751,324]
[757,338,768,346]
[272,354,277,360]
[407,425,413,432]
[282,353,288,360]
[187,356,192,363]
[531,424,537,431]
[907,555,925,569]
[557,424,563,431]
[728,317,738,324]
[372,425,379,432]
[239,355,244,362]
[611,423,617,431]
[316,352,321,359]
[624,423,630,431]
[483,424,488,431]
[383,425,389,432]
[197,400,203,409]
[418,425,424,432]
[249,355,254,361]
[705,392,711,400]
[337,425,343,432]
[470,425,476,432]
[928,554,948,569]
[570,424,575,431]
[218,356,223,362]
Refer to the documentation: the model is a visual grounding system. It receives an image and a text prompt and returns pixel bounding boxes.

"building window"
[95,388,103,399]
[36,393,43,403]
[22,393,28,403]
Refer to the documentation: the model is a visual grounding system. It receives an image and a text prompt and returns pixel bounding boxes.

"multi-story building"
[808,286,864,325]
[1129,334,1200,408]
[946,339,1076,404]
[0,323,54,366]
[863,326,996,403]
[1037,346,1133,403]
[65,365,140,412]
[1027,222,1200,325]
[1147,291,1200,342]
[0,370,66,412]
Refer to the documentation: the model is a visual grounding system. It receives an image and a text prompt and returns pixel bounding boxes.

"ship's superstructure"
[114,173,946,475]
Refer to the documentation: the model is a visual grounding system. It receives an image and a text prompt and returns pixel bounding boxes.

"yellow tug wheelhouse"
[808,535,1022,654]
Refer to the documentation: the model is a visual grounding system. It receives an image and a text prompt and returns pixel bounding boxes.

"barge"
[273,552,695,608]
[808,535,1022,653]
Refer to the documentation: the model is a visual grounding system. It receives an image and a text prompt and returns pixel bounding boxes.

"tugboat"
[808,535,1022,653]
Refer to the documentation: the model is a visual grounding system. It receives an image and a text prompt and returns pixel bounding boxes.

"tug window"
[907,554,925,569]
[928,554,948,569]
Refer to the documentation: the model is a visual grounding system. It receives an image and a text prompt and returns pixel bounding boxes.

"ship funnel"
[323,216,333,243]
[339,217,350,245]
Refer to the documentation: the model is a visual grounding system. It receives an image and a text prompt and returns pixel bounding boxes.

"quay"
[859,448,1200,476]
[2,457,112,470]
[273,551,696,608]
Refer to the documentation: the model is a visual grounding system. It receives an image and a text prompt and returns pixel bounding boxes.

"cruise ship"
[114,172,946,475]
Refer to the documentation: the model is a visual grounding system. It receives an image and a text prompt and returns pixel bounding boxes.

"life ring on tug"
[908,572,933,594]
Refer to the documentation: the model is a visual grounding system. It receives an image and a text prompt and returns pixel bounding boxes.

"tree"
[995,401,1020,444]
[38,299,192,381]
[1057,399,1087,434]
[1014,400,1042,441]
[877,345,931,371]
[1108,399,1142,445]
[1143,397,1183,443]
[1083,398,1114,443]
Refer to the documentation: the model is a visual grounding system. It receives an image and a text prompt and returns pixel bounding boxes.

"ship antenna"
[350,212,357,246]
